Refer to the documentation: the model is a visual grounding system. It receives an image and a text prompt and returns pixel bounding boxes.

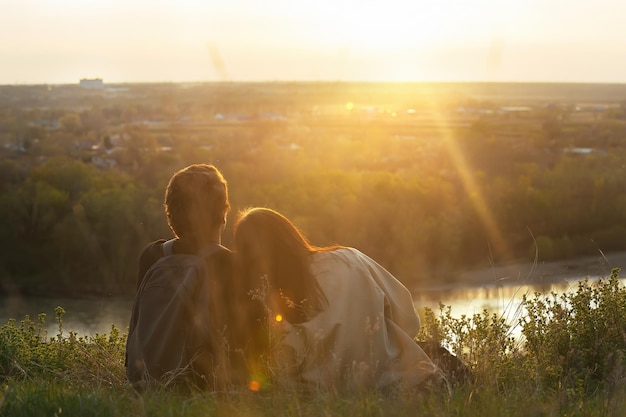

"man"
[136,164,231,288]
[126,164,245,390]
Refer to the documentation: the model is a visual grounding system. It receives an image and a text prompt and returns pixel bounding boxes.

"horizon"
[5,80,626,88]
[3,1,626,85]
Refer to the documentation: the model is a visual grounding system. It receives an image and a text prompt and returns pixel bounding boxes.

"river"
[5,246,624,337]
[0,274,605,338]
[0,294,134,337]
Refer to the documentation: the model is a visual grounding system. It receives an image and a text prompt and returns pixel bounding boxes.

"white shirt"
[272,247,439,391]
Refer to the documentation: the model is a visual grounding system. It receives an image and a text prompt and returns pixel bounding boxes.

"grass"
[3,269,626,416]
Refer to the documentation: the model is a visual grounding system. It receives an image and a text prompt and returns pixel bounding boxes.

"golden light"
[345,101,354,111]
[248,380,261,392]
[299,0,528,82]
[431,106,511,262]
[314,1,498,57]
[275,314,283,322]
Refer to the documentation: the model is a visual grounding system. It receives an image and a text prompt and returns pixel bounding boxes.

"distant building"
[80,78,104,89]
[564,147,595,155]
[500,106,533,114]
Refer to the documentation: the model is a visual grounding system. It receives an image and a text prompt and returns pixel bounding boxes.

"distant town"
[2,79,625,171]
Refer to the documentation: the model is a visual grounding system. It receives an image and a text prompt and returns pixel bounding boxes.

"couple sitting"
[126,164,444,393]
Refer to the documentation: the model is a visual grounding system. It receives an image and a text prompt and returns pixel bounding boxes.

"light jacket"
[273,247,439,391]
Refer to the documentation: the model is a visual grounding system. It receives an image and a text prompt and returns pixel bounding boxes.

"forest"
[1,81,626,297]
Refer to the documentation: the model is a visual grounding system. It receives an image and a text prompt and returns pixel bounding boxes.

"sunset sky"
[2,0,625,85]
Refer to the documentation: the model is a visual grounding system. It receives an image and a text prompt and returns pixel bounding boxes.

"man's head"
[164,164,230,242]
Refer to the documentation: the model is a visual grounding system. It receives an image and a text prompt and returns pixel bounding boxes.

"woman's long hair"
[234,207,332,324]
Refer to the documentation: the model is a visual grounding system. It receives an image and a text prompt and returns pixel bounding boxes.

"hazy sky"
[2,0,625,85]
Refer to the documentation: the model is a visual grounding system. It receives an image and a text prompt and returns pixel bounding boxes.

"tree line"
[2,83,626,296]
[1,122,626,297]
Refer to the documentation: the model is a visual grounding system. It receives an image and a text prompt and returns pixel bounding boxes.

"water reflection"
[0,295,133,336]
[0,276,620,337]
[415,278,580,315]
[413,276,617,338]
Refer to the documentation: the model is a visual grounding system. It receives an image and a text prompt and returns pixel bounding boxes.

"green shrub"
[0,306,126,388]
[520,268,626,395]
[418,302,523,393]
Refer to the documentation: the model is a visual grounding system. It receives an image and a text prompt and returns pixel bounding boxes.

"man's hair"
[164,164,230,239]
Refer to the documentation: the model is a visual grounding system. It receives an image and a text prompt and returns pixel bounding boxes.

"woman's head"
[164,164,230,242]
[234,208,326,323]
[234,208,312,268]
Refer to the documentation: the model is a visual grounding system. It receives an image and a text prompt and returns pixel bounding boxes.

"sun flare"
[318,0,519,52]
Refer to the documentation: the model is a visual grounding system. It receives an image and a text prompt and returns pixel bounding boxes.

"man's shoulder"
[137,240,167,286]
[206,246,234,279]
[140,239,166,259]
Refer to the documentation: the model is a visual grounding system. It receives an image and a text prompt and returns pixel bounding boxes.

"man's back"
[125,239,238,389]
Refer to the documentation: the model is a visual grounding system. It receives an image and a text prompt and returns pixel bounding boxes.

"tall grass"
[3,270,626,416]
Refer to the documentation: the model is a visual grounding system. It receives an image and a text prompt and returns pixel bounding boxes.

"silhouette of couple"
[126,164,446,393]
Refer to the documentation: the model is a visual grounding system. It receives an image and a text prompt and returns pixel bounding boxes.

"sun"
[319,0,520,53]
[323,3,438,51]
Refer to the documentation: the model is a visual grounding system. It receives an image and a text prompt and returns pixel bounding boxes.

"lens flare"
[432,103,510,262]
[248,380,261,392]
[275,314,283,322]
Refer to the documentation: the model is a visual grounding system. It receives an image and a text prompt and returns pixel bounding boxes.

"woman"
[234,207,442,392]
